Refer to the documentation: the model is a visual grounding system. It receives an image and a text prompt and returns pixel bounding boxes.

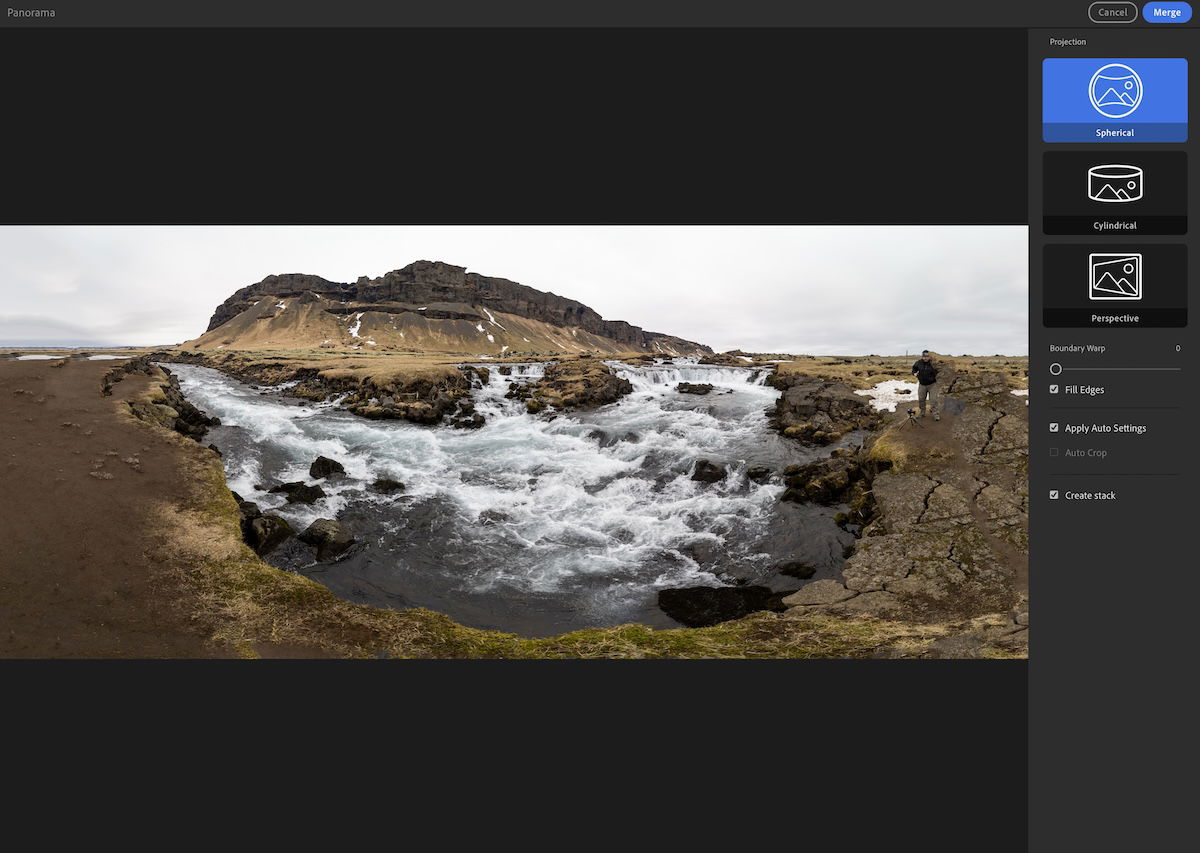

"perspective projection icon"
[1088,63,1143,119]
[1087,164,1143,203]
[1088,253,1142,301]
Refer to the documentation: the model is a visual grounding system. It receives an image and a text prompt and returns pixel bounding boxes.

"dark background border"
[0,28,1025,224]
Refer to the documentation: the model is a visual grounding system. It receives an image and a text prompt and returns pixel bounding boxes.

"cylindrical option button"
[1088,164,1144,203]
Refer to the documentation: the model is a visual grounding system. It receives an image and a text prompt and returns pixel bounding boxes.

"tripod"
[901,407,923,429]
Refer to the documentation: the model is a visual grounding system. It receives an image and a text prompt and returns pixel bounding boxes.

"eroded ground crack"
[978,409,1004,458]
[915,477,942,524]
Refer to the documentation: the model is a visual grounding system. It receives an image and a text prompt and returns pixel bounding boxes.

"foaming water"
[171,360,855,635]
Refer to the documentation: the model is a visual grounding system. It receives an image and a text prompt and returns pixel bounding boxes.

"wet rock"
[298,518,356,561]
[269,481,327,504]
[208,443,222,457]
[247,514,294,557]
[369,477,405,494]
[658,585,789,627]
[452,412,486,429]
[775,561,816,579]
[478,509,510,525]
[236,496,261,528]
[680,539,722,567]
[309,455,345,479]
[781,455,868,505]
[746,466,773,484]
[691,459,727,484]
[782,580,856,607]
[676,382,714,395]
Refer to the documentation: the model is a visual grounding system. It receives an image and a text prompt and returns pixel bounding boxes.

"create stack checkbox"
[1049,490,1060,500]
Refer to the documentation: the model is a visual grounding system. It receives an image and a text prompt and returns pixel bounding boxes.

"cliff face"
[203,261,711,355]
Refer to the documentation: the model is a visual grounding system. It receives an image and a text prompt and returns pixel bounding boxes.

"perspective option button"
[1144,3,1192,22]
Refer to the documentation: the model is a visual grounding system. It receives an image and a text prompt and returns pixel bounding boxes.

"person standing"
[911,350,940,421]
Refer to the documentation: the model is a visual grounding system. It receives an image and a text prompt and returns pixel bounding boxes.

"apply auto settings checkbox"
[1049,423,1060,432]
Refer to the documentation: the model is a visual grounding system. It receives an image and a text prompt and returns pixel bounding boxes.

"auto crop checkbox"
[1049,447,1059,456]
[1049,422,1060,432]
[1049,490,1059,500]
[1049,384,1059,394]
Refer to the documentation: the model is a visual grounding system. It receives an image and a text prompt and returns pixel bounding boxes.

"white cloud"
[0,225,1028,354]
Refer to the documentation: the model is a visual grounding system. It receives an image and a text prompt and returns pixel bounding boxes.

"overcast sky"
[0,226,1027,355]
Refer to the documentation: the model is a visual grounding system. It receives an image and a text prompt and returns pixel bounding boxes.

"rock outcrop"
[779,369,1029,654]
[766,373,884,445]
[196,260,711,356]
[106,357,220,442]
[504,359,633,412]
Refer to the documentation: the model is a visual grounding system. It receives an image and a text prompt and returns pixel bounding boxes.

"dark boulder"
[369,477,406,494]
[309,455,345,479]
[236,497,261,530]
[231,491,293,555]
[746,466,773,484]
[246,514,294,557]
[478,509,511,525]
[452,412,486,429]
[691,459,727,484]
[775,561,817,579]
[298,518,356,561]
[269,481,327,504]
[658,585,790,628]
[676,382,714,395]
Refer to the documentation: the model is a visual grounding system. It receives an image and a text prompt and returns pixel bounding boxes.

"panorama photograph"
[0,226,1029,658]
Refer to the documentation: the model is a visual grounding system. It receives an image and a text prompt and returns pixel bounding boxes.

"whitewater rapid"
[170,359,855,634]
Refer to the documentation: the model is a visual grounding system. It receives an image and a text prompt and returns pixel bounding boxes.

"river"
[170,359,858,635]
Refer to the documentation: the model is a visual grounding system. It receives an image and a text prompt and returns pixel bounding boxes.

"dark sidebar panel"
[1030,24,1196,852]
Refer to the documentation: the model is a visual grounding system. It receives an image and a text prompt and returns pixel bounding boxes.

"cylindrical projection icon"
[1088,164,1144,203]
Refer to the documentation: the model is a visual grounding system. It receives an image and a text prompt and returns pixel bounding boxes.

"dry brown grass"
[773,354,1028,390]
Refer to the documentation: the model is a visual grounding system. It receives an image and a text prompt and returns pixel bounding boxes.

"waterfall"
[605,359,768,392]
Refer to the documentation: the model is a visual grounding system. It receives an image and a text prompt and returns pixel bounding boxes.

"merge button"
[1144,3,1192,22]
[1089,2,1139,21]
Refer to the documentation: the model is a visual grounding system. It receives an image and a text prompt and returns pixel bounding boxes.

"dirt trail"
[0,359,216,657]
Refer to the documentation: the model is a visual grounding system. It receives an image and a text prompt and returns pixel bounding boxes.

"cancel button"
[1089,1,1139,21]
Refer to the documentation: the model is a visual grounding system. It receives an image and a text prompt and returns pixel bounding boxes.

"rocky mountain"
[188,260,711,356]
